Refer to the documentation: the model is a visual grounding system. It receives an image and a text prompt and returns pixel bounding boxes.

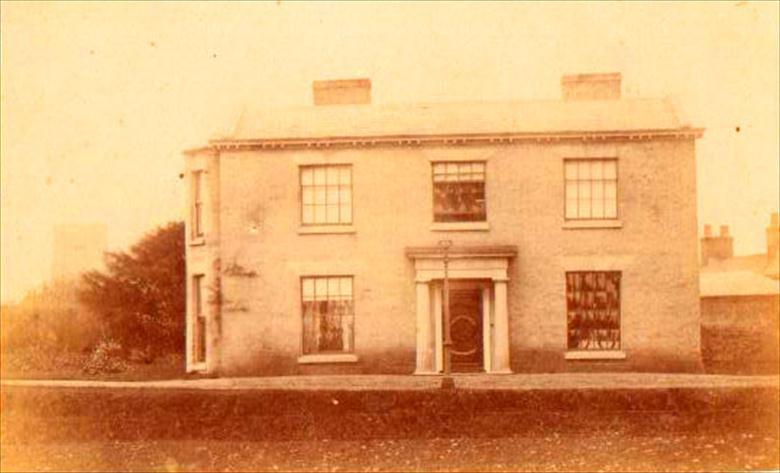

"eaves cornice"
[199,128,704,153]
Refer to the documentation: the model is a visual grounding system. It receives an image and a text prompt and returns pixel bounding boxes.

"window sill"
[565,351,626,360]
[297,353,359,364]
[430,222,490,232]
[189,237,206,246]
[298,225,356,235]
[562,220,622,230]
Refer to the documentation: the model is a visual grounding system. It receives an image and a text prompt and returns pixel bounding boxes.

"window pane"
[301,168,313,186]
[302,278,315,300]
[566,271,621,351]
[193,171,202,200]
[339,187,351,203]
[328,277,340,297]
[565,162,577,180]
[591,161,603,179]
[339,167,351,185]
[315,188,326,205]
[592,181,604,201]
[327,186,340,204]
[591,200,605,218]
[604,161,617,179]
[314,167,326,185]
[565,199,578,219]
[605,200,617,218]
[578,161,591,179]
[340,278,353,297]
[302,205,314,224]
[578,198,592,218]
[314,205,326,223]
[326,205,339,223]
[302,187,314,204]
[315,278,328,299]
[604,181,617,199]
[340,203,352,223]
[326,166,339,184]
[432,162,488,222]
[565,182,578,201]
[302,276,354,354]
[578,180,591,198]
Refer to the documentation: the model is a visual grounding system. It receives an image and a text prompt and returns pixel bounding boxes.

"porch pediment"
[405,245,518,282]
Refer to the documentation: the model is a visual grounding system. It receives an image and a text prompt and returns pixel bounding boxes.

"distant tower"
[51,224,108,281]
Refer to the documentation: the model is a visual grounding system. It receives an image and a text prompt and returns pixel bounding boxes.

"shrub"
[79,222,185,357]
[81,339,128,375]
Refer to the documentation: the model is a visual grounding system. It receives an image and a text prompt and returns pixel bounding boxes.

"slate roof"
[220,98,686,141]
[700,270,780,297]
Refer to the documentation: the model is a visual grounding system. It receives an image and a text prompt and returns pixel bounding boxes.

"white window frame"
[299,275,356,360]
[299,165,353,227]
[191,170,205,241]
[564,158,618,221]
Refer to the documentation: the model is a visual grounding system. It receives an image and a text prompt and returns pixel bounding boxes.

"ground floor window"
[566,271,621,350]
[192,274,206,363]
[301,276,354,354]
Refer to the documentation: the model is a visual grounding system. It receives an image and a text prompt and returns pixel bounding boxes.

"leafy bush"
[1,280,101,353]
[79,222,185,357]
[81,339,128,375]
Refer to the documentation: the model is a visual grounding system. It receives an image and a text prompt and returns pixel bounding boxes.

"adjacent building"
[184,73,704,376]
[699,214,780,374]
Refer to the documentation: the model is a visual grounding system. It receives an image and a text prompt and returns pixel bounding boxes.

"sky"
[1,1,778,303]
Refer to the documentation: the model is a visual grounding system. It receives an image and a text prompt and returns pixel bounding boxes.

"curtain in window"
[566,271,621,350]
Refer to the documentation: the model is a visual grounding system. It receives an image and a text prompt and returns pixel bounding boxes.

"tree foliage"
[79,222,185,355]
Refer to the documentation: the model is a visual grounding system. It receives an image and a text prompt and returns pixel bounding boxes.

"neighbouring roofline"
[192,127,704,153]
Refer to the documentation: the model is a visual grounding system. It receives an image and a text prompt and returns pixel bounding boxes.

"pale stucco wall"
[186,138,702,375]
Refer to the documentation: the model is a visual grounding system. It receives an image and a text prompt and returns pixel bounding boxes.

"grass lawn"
[1,385,778,472]
[0,348,186,381]
[2,432,779,472]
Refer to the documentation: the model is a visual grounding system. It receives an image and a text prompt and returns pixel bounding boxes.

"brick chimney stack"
[561,73,621,101]
[313,78,371,106]
[701,224,734,266]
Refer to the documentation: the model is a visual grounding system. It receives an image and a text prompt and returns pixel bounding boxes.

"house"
[699,214,780,373]
[183,73,704,376]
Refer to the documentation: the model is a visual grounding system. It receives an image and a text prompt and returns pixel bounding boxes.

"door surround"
[406,245,517,375]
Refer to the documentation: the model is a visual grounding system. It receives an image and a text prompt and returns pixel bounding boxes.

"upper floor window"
[432,161,486,222]
[301,276,354,354]
[564,159,617,220]
[191,171,204,238]
[300,165,352,225]
[566,271,621,351]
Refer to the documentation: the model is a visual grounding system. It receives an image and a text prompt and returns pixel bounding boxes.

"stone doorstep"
[1,373,778,391]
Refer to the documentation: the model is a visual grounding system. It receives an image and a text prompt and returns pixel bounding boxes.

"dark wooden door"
[448,288,483,372]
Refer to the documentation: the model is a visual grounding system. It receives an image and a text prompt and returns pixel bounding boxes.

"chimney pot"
[701,223,734,266]
[561,72,621,101]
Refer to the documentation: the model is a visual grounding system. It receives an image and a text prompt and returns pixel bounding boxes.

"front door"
[448,285,484,372]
